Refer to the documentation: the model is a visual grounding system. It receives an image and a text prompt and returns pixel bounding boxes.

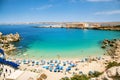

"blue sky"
[0,0,120,23]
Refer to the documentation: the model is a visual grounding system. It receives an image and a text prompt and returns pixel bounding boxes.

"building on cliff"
[66,23,89,28]
[90,24,101,28]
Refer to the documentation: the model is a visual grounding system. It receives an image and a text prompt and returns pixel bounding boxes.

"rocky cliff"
[0,32,20,54]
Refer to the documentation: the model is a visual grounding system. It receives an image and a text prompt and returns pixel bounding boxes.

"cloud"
[95,10,120,15]
[31,4,53,10]
[87,0,113,2]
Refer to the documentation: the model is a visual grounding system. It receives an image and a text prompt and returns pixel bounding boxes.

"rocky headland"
[101,39,120,59]
[0,32,20,54]
[92,26,120,31]
[91,39,120,80]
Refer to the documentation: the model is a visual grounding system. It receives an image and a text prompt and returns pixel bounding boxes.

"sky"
[0,0,120,23]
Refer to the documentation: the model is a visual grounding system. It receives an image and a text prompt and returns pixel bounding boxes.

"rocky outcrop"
[0,32,20,54]
[96,66,120,80]
[101,39,120,58]
[92,26,120,31]
[0,32,20,43]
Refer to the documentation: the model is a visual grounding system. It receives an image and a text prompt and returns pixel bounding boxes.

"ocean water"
[0,25,120,59]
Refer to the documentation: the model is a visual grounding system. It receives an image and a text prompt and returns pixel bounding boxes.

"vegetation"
[89,71,103,78]
[37,73,47,80]
[71,75,89,80]
[106,61,120,69]
[40,73,47,79]
[60,77,70,80]
[112,75,120,80]
[60,74,89,80]
[114,25,120,27]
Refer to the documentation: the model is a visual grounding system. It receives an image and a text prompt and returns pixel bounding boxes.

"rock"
[102,39,120,58]
[96,66,120,80]
[0,32,2,36]
[103,39,109,44]
[0,32,20,54]
[98,73,113,80]
[101,45,106,49]
[116,67,120,76]
[106,67,117,77]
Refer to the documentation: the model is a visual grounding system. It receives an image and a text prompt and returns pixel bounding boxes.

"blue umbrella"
[43,66,49,69]
[66,67,71,72]
[54,68,57,72]
[0,49,4,55]
[49,67,53,72]
[36,62,39,65]
[79,71,83,75]
[0,58,19,69]
[0,49,5,59]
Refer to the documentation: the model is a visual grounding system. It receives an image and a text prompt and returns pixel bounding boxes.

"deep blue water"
[0,25,120,59]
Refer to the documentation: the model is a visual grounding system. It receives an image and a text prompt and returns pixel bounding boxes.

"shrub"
[71,75,89,80]
[60,75,89,80]
[112,75,120,80]
[106,61,120,69]
[89,71,103,78]
[60,77,70,80]
[40,73,47,79]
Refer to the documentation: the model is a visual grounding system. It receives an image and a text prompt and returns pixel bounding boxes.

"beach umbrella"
[85,57,88,61]
[47,62,49,65]
[36,62,39,65]
[0,58,19,69]
[97,56,101,60]
[70,63,76,67]
[0,49,5,59]
[0,49,4,55]
[89,71,94,75]
[81,59,85,62]
[55,60,58,63]
[50,60,53,63]
[43,66,49,69]
[49,67,53,72]
[59,66,63,70]
[0,58,5,64]
[54,68,57,72]
[79,71,83,75]
[63,62,66,66]
[50,63,54,67]
[66,67,71,72]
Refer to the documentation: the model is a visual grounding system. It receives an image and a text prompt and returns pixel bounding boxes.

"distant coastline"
[29,22,120,31]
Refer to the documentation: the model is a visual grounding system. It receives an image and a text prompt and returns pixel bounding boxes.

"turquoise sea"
[0,25,120,59]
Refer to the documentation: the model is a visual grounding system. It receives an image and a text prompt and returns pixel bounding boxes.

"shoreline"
[3,53,113,80]
[0,31,120,80]
[0,39,120,80]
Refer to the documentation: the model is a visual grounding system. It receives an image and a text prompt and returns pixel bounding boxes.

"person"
[10,69,11,74]
[0,72,1,77]
[5,69,7,73]
[3,73,5,78]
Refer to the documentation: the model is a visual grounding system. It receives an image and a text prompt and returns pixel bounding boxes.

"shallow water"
[0,25,120,59]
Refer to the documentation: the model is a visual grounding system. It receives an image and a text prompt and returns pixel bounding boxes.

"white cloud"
[87,0,113,2]
[31,4,53,10]
[95,10,120,15]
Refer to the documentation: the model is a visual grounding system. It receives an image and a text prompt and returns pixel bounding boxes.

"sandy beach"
[0,55,113,80]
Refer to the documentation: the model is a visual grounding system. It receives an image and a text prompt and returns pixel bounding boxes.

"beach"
[0,25,120,80]
[1,0,120,79]
[1,54,119,80]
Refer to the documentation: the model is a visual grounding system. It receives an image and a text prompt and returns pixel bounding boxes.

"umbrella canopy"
[0,58,19,69]
[0,49,5,59]
[0,49,4,55]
